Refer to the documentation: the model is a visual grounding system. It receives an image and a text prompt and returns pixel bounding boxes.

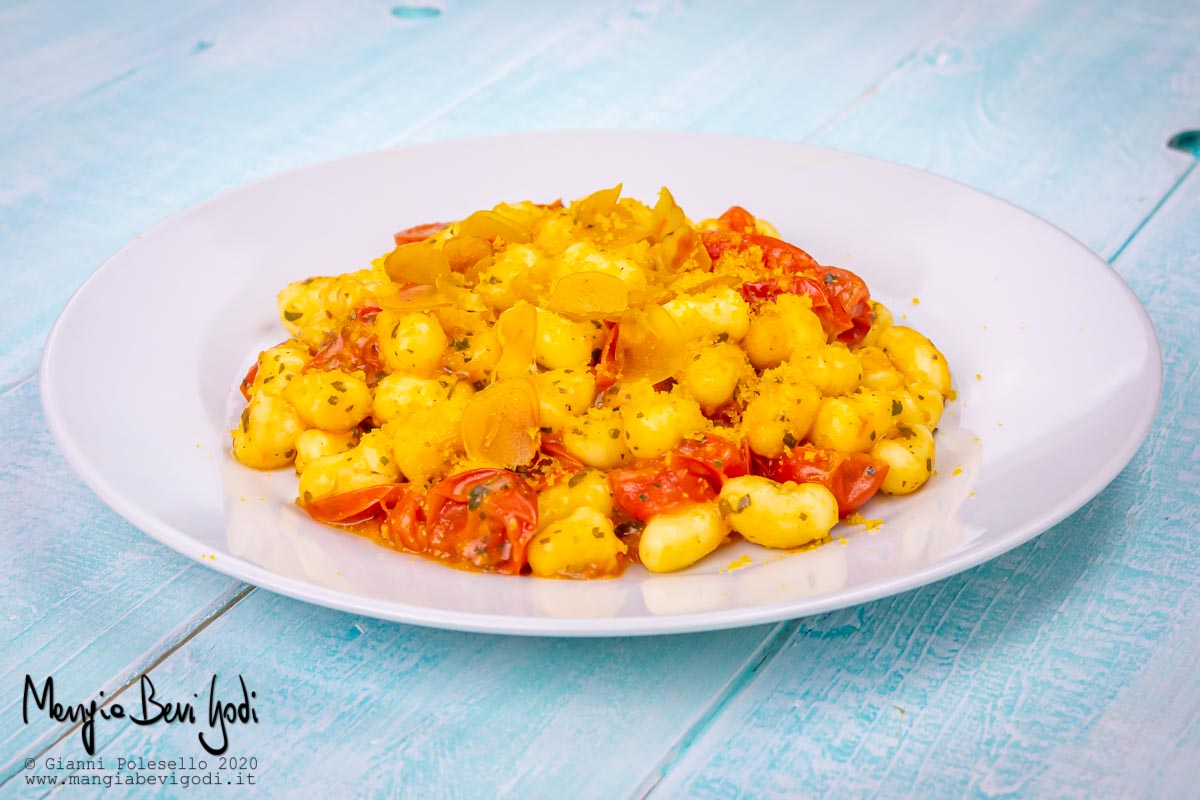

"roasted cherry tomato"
[674,434,750,485]
[239,362,259,402]
[305,320,387,386]
[380,484,427,552]
[610,434,748,521]
[716,205,757,234]
[425,469,539,574]
[593,321,621,393]
[756,445,889,517]
[393,222,447,245]
[304,483,410,526]
[608,457,717,522]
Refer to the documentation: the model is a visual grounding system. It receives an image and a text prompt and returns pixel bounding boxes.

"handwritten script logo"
[22,674,259,755]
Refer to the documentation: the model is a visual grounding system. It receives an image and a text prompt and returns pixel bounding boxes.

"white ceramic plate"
[41,131,1162,636]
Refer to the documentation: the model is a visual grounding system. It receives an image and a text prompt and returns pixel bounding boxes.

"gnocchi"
[232,188,952,578]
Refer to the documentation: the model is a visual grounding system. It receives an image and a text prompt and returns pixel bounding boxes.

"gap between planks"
[634,620,801,800]
[0,585,255,788]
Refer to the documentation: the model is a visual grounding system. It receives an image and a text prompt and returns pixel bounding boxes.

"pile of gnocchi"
[232,186,952,578]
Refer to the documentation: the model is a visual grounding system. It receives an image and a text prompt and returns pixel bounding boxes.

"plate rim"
[39,129,1165,636]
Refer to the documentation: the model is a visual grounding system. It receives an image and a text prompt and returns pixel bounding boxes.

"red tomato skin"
[239,362,259,402]
[756,446,889,518]
[593,322,621,393]
[304,483,408,526]
[425,469,539,574]
[609,458,718,522]
[609,434,748,522]
[393,222,447,245]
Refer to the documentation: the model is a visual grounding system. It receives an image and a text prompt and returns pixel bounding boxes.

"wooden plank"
[808,0,1200,259]
[411,0,967,141]
[0,0,241,128]
[0,377,246,781]
[24,590,784,798]
[0,0,626,388]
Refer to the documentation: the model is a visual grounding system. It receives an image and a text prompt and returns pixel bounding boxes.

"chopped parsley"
[467,485,490,511]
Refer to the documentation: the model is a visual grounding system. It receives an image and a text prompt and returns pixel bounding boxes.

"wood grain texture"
[0,0,630,388]
[1,0,1198,796]
[0,378,244,782]
[809,0,1200,260]
[28,592,785,799]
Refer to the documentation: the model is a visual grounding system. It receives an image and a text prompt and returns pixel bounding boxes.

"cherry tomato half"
[425,468,539,574]
[756,445,888,518]
[393,222,448,246]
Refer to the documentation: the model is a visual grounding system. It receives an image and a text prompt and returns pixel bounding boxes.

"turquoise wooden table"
[3,1,1198,796]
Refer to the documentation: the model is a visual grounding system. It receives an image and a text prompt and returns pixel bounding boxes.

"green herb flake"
[737,494,752,512]
[608,428,621,439]
[327,395,339,405]
[568,471,588,488]
[283,310,303,322]
[891,399,902,415]
[782,432,798,448]
[467,485,490,511]
[332,380,347,392]
[380,456,390,466]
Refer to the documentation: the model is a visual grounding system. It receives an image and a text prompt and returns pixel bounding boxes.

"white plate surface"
[41,131,1162,636]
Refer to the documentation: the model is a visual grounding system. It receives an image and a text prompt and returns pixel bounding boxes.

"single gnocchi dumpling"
[282,369,372,432]
[877,326,952,396]
[538,469,615,528]
[248,341,310,398]
[231,393,305,469]
[661,285,751,342]
[375,310,448,375]
[681,341,751,414]
[742,294,825,370]
[562,408,633,469]
[621,384,707,459]
[718,476,838,549]
[639,502,730,573]
[533,307,605,370]
[872,423,936,495]
[372,374,454,424]
[741,369,822,457]
[297,430,399,504]
[533,369,597,433]
[293,428,359,473]
[527,507,627,578]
